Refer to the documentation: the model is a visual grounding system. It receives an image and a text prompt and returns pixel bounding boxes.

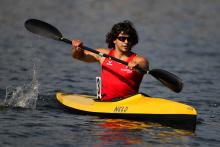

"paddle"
[24,19,183,93]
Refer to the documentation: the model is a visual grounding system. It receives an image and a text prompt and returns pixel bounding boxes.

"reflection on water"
[95,119,194,146]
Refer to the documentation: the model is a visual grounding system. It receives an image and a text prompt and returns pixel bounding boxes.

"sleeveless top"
[101,49,144,101]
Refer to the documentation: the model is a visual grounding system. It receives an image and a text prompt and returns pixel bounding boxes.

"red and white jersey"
[101,49,144,101]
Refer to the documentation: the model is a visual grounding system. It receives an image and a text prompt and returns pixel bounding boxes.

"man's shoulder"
[133,54,149,64]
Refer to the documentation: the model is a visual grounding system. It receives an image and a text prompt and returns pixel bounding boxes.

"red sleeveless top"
[101,49,144,101]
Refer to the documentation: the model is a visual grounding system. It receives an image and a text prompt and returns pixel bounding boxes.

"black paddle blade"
[25,19,62,40]
[149,69,183,93]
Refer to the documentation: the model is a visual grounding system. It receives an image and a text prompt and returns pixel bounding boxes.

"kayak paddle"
[24,19,183,93]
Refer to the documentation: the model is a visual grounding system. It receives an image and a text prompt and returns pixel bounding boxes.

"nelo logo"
[113,106,128,113]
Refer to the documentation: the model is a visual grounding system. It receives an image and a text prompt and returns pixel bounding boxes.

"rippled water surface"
[0,0,220,146]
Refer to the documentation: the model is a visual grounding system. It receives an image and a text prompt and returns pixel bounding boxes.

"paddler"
[71,20,149,101]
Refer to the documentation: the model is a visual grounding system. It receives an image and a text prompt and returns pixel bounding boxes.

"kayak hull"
[56,92,197,131]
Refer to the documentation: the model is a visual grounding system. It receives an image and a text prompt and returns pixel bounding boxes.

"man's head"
[106,20,139,48]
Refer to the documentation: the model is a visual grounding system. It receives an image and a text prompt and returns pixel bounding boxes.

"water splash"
[4,64,39,109]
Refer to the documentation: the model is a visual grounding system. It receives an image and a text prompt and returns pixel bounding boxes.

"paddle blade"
[25,19,62,40]
[149,69,183,93]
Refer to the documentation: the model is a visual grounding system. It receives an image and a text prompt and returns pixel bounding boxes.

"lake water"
[0,0,220,146]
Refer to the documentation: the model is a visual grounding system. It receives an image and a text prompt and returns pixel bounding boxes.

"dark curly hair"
[106,20,139,48]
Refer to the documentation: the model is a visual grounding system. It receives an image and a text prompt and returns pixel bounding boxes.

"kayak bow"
[56,92,197,131]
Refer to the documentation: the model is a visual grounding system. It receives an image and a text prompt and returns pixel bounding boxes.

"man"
[72,20,149,101]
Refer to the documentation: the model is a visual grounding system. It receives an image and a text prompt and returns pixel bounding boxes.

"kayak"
[56,92,197,131]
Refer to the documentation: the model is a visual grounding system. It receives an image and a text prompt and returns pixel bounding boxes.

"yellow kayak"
[56,92,197,130]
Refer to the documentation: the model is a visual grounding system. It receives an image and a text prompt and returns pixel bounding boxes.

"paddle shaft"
[60,37,147,74]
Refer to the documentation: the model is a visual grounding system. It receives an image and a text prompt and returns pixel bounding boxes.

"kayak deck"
[56,92,197,131]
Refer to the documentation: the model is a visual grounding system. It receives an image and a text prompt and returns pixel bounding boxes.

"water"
[0,0,220,146]
[2,64,39,109]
